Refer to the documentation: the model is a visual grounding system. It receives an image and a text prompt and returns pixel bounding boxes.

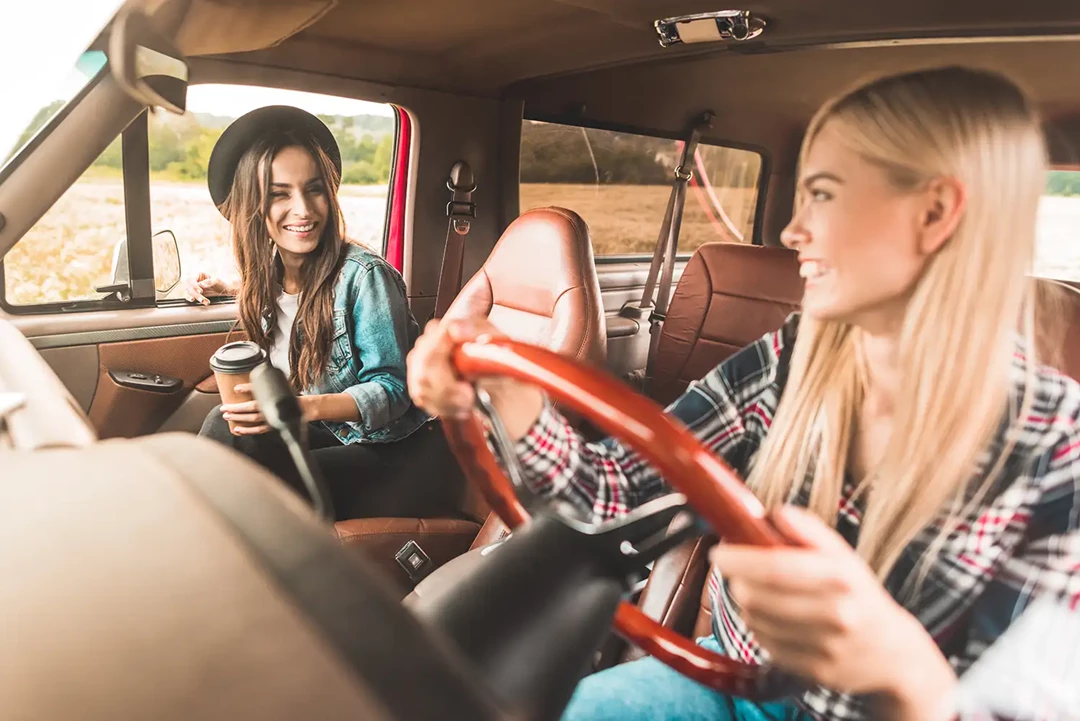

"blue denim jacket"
[269,244,429,444]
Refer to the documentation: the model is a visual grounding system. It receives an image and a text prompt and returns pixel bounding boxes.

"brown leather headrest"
[649,243,803,405]
[445,207,606,366]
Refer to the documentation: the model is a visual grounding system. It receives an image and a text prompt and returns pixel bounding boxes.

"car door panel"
[7,304,240,438]
[38,345,100,412]
[88,331,234,439]
[595,259,686,379]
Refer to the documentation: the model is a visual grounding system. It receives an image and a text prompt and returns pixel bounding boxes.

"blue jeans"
[561,636,802,721]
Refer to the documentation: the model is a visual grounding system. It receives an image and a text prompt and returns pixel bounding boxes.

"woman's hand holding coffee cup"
[221,383,271,435]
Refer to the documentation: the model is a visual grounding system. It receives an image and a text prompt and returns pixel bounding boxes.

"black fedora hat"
[206,105,342,211]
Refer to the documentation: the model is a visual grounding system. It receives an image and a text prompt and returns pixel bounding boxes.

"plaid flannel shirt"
[514,314,1080,720]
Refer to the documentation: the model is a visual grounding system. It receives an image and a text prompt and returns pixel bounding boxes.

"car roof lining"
[187,0,1080,96]
[149,0,1080,171]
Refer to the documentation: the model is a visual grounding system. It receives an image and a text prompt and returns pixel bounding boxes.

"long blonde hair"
[746,66,1048,580]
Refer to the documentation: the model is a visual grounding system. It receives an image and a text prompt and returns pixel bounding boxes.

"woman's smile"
[282,219,320,240]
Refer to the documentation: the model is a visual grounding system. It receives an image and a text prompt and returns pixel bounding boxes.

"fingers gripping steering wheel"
[441,336,802,700]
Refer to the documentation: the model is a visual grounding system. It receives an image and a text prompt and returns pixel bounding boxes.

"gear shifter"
[249,362,335,522]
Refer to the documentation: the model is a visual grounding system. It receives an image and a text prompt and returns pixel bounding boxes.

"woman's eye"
[308,185,326,196]
[809,188,833,202]
[270,191,289,200]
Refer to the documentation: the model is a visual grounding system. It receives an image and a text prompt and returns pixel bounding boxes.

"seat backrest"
[444,207,606,531]
[647,243,803,406]
[444,206,606,367]
[1034,278,1080,381]
[622,243,803,662]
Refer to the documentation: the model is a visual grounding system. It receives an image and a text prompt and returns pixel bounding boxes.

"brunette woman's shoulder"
[340,241,385,268]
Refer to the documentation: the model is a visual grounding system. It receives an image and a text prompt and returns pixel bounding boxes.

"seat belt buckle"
[648,310,667,325]
[446,200,476,219]
[395,540,433,582]
[447,200,475,235]
[618,303,652,322]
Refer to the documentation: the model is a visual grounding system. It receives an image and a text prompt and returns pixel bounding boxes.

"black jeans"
[199,406,467,522]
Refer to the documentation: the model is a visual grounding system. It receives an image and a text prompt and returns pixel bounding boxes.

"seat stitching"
[665,255,713,389]
[545,207,595,362]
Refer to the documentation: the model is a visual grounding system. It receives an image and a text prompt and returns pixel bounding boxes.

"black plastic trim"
[122,112,155,300]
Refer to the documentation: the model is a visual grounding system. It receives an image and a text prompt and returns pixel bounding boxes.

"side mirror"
[152,230,181,295]
[103,230,181,301]
[107,7,188,114]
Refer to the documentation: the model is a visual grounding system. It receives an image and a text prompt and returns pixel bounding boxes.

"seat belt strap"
[639,112,714,378]
[433,161,476,320]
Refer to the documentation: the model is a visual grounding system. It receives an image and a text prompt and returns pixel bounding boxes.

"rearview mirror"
[107,7,188,114]
[106,230,182,300]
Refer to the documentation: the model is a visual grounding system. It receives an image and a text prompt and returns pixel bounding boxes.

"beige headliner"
[211,0,1080,97]
[185,0,1080,161]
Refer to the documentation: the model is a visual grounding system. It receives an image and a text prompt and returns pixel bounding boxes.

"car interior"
[4,1,1080,719]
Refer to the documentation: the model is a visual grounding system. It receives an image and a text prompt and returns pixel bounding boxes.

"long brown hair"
[220,128,348,391]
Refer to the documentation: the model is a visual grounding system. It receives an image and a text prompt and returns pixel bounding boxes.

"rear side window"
[519,120,762,257]
[1036,169,1080,281]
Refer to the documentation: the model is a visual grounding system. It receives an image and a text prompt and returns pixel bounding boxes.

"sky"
[0,2,391,159]
[0,0,124,159]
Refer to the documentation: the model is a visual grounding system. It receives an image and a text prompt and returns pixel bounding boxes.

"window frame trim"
[384,105,409,271]
[519,112,772,263]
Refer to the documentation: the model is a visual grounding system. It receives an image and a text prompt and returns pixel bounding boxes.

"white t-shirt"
[268,288,300,375]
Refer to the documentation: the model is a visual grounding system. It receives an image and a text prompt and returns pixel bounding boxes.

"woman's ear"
[917,176,967,256]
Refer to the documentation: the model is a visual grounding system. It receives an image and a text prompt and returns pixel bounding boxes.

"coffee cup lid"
[209,341,267,374]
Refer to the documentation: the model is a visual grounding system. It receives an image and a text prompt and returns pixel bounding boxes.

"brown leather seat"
[335,207,606,593]
[647,243,803,407]
[628,250,1080,660]
[621,242,802,660]
[442,207,607,365]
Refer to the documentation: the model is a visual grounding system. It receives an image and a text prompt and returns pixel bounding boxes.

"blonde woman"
[407,66,1080,720]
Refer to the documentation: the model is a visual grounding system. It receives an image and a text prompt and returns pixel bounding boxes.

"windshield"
[0,1,123,160]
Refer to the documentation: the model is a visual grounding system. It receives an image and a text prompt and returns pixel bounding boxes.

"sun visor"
[142,0,338,57]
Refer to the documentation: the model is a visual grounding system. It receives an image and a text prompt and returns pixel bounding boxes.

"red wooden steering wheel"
[442,335,799,699]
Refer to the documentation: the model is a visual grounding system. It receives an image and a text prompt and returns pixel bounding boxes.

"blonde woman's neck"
[858,329,902,417]
[847,326,902,486]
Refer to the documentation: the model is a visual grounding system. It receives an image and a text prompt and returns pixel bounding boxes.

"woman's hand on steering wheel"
[711,506,957,713]
[408,317,543,437]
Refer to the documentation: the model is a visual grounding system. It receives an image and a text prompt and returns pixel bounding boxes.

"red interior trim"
[386,106,411,272]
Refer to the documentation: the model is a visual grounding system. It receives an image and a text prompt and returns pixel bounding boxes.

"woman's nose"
[291,191,314,217]
[780,215,809,250]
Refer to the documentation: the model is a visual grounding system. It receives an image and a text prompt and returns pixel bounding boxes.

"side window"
[519,120,762,257]
[2,81,398,310]
[3,140,127,306]
[1035,169,1080,281]
[151,85,398,299]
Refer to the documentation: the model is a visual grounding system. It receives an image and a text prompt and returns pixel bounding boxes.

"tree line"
[10,103,396,185]
[1046,170,1080,197]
